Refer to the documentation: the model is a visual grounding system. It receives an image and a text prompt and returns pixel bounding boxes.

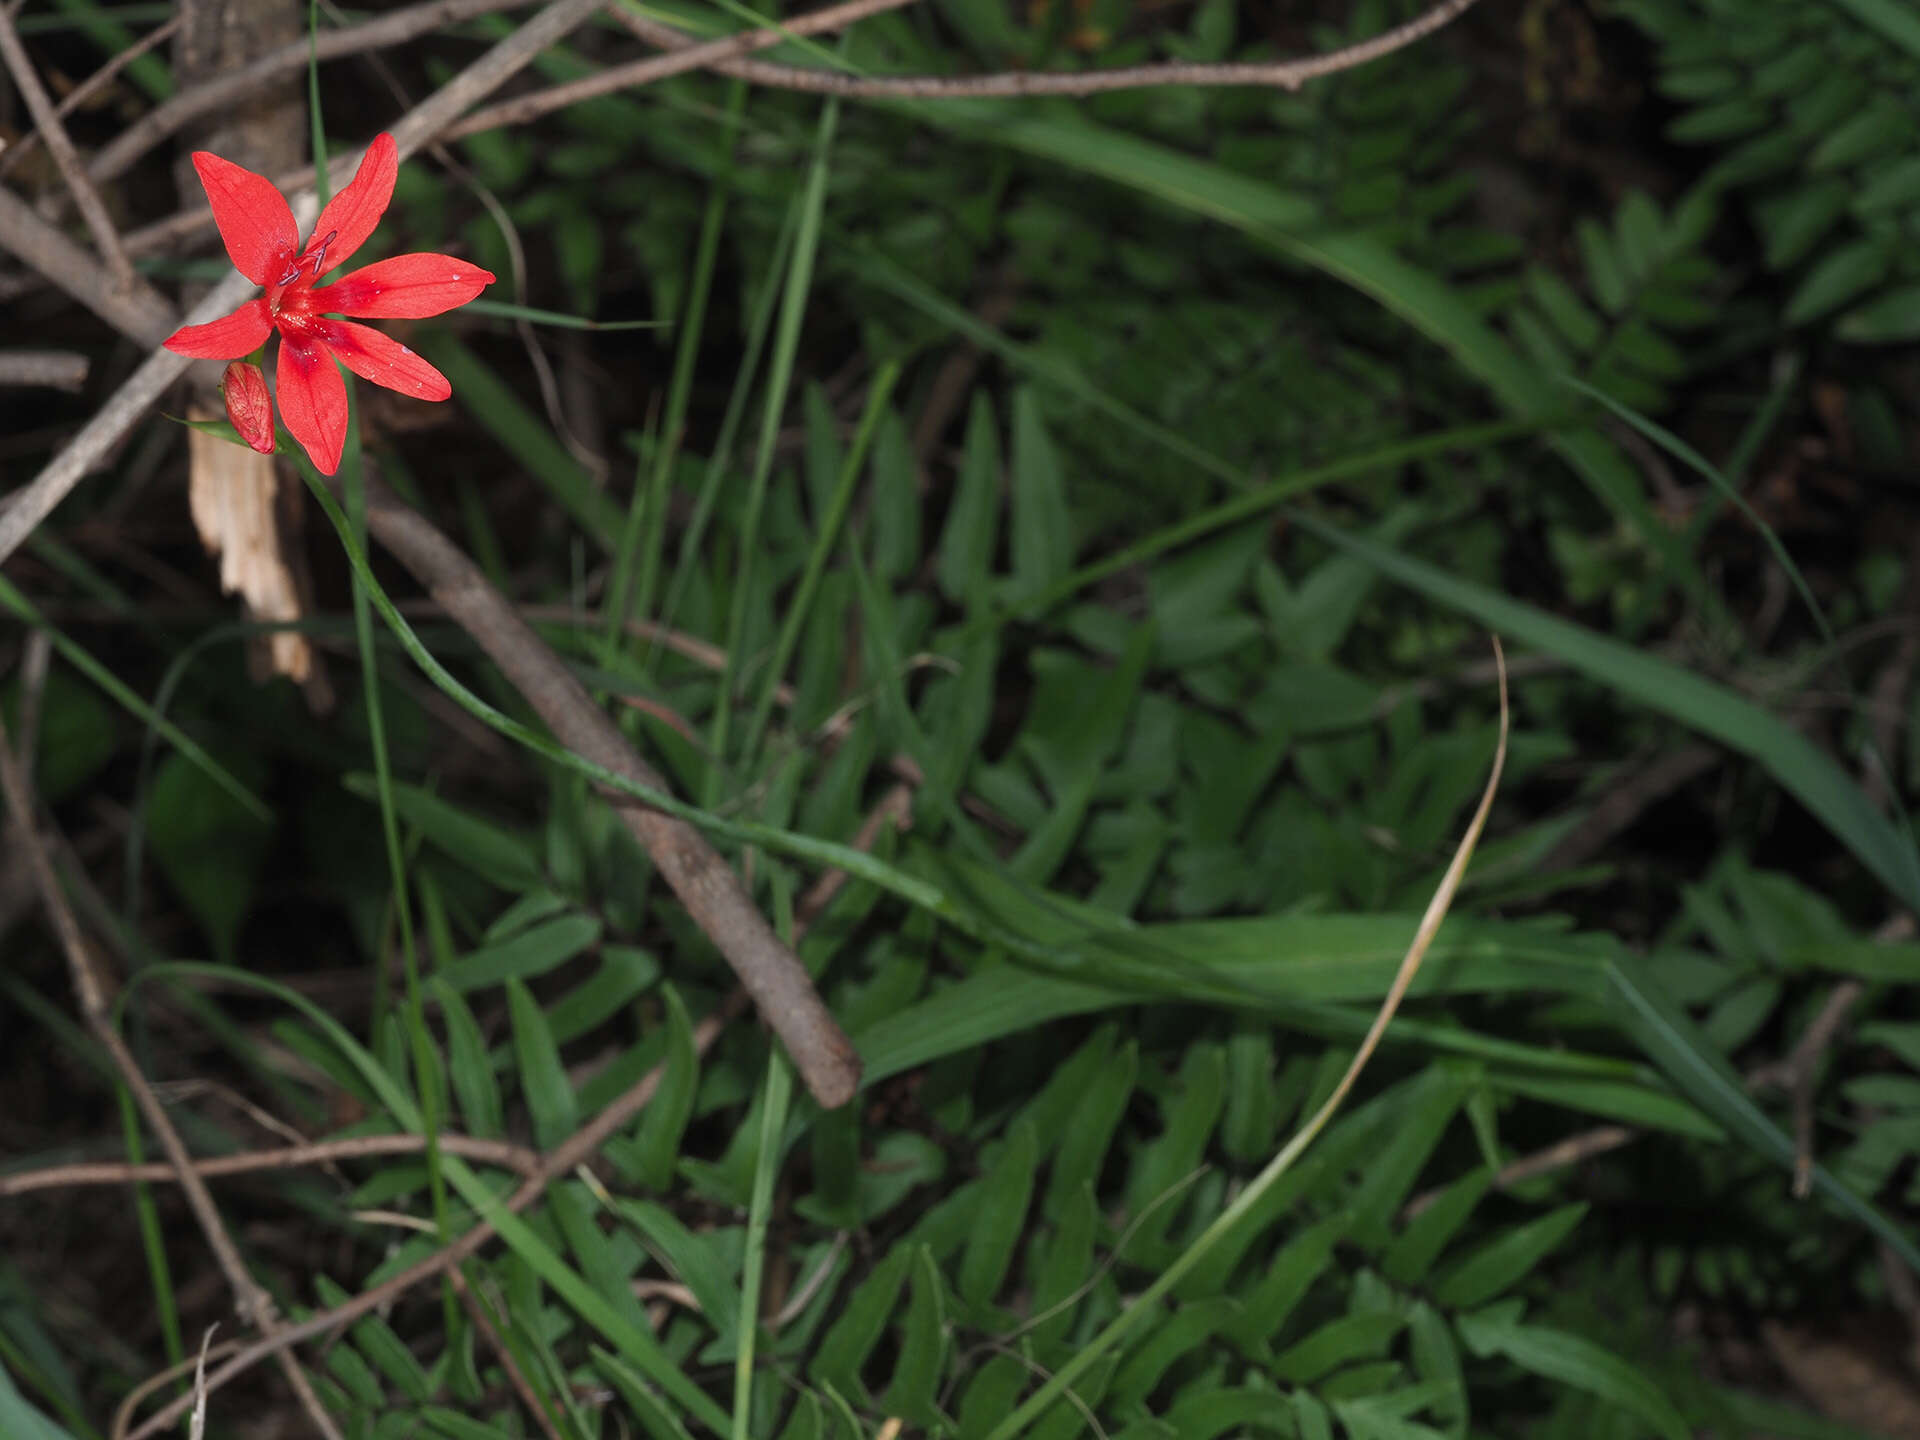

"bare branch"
[0,711,344,1440]
[125,998,741,1440]
[0,13,181,182]
[445,0,920,139]
[84,0,538,187]
[121,778,916,1439]
[0,181,176,345]
[0,348,88,390]
[0,1132,543,1197]
[0,4,137,287]
[340,470,862,1108]
[508,0,1480,121]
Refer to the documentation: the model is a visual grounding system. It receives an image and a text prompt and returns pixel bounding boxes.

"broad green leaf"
[551,1182,651,1337]
[1347,1067,1471,1248]
[1291,514,1920,915]
[1109,1297,1240,1408]
[1043,1035,1136,1221]
[1273,1311,1404,1384]
[342,776,541,890]
[882,1247,949,1426]
[810,1243,912,1403]
[1456,1312,1686,1440]
[545,946,660,1044]
[620,1198,742,1352]
[1223,1211,1348,1353]
[1431,1202,1587,1309]
[421,1407,517,1440]
[1382,1171,1492,1287]
[432,979,504,1139]
[0,1362,79,1440]
[633,983,699,1191]
[958,1118,1038,1309]
[446,914,602,993]
[350,1308,433,1403]
[146,750,272,965]
[592,1350,698,1440]
[506,976,577,1148]
[1009,388,1074,600]
[939,391,1002,604]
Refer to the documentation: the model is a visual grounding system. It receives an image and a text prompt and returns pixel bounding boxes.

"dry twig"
[123,779,915,1439]
[0,180,175,346]
[84,0,536,185]
[1749,978,1867,1199]
[0,1132,543,1197]
[449,1268,568,1440]
[337,470,861,1108]
[553,0,1480,109]
[0,4,136,287]
[0,13,182,182]
[0,712,345,1440]
[0,348,88,390]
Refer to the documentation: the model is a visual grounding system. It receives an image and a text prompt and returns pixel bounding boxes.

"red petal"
[221,362,276,454]
[277,335,348,475]
[163,298,273,359]
[309,253,495,318]
[316,320,451,401]
[192,151,297,287]
[308,132,396,277]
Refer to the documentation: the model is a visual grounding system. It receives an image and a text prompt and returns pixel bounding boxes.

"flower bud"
[221,361,275,454]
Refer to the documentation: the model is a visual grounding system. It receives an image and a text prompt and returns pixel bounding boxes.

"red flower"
[165,133,495,475]
[221,361,274,454]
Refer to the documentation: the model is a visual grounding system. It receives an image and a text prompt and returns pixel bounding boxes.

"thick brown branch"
[123,780,913,1440]
[0,182,175,346]
[339,472,861,1109]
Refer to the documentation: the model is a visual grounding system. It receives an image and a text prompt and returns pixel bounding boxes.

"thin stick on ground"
[0,4,136,288]
[0,0,1477,307]
[525,0,1479,118]
[0,1132,544,1197]
[82,0,537,187]
[448,1268,567,1440]
[0,181,177,347]
[123,780,914,1439]
[1749,978,1866,1199]
[0,713,345,1440]
[444,0,919,138]
[0,349,88,390]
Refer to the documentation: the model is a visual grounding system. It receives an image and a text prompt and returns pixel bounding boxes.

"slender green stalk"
[733,1045,794,1440]
[656,196,801,655]
[706,88,841,804]
[119,1088,184,1386]
[611,78,753,674]
[741,361,900,762]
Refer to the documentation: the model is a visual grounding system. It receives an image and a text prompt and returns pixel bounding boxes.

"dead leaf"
[186,404,313,685]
